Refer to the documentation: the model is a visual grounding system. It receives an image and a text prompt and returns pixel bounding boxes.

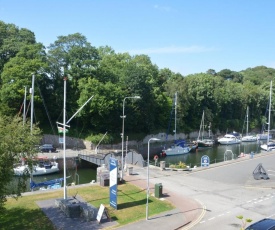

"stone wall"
[41,130,220,152]
[41,134,91,149]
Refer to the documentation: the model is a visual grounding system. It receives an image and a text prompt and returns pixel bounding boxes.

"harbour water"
[11,166,97,193]
[162,141,263,168]
[11,141,265,193]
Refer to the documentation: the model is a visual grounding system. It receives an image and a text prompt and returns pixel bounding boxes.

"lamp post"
[146,138,160,220]
[121,96,140,181]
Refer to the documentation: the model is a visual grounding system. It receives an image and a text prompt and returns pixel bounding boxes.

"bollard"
[250,151,254,159]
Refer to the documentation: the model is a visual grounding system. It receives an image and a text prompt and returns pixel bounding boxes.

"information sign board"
[109,157,118,209]
[201,155,210,167]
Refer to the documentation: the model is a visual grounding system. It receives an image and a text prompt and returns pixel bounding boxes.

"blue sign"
[201,155,210,167]
[109,157,118,209]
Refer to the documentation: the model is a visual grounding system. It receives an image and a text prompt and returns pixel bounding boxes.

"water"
[162,141,262,168]
[11,166,97,193]
[10,141,264,193]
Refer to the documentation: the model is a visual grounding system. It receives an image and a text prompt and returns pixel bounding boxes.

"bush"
[169,161,187,169]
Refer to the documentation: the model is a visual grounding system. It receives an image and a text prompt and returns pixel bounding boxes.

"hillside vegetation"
[1,20,274,143]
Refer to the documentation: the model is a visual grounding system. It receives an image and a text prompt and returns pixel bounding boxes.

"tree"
[217,69,244,83]
[206,69,216,76]
[0,43,48,117]
[47,33,100,124]
[0,21,36,76]
[0,116,41,211]
[77,77,124,132]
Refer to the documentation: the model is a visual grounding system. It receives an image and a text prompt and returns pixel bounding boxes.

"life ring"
[154,155,159,161]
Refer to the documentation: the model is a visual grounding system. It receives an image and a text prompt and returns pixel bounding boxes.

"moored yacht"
[261,81,273,151]
[260,141,275,151]
[218,134,241,145]
[14,157,59,176]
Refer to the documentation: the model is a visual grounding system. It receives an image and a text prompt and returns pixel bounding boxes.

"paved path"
[117,166,203,230]
[36,149,275,229]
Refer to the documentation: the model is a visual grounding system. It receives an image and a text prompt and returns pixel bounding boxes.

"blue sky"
[1,0,275,75]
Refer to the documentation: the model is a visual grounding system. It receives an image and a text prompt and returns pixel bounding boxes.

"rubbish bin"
[155,183,163,198]
[128,167,133,175]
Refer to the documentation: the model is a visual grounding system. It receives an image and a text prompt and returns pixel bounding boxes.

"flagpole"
[63,77,67,199]
[56,77,93,200]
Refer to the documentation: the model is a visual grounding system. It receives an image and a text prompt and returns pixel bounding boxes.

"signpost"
[201,155,210,167]
[109,157,118,209]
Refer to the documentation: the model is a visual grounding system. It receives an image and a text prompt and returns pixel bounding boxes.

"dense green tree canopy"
[0,116,41,210]
[0,20,275,139]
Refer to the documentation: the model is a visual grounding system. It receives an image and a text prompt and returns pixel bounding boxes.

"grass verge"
[1,182,174,230]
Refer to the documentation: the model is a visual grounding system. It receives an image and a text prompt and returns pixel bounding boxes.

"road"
[38,148,275,229]
[133,152,275,229]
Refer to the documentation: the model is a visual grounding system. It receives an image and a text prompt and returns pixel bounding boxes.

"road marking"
[182,199,206,230]
[208,217,215,221]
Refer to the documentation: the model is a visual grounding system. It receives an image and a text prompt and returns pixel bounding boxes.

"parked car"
[39,144,56,153]
[246,218,275,230]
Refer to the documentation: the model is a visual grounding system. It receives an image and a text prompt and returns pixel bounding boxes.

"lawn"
[1,182,174,230]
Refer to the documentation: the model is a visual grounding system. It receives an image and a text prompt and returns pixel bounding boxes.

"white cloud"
[153,4,172,12]
[125,45,215,55]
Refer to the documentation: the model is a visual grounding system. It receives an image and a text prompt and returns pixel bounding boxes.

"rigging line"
[26,101,31,118]
[76,118,85,139]
[18,101,24,116]
[36,83,56,136]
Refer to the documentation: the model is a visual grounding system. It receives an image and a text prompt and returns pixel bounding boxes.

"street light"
[146,138,160,220]
[121,96,140,181]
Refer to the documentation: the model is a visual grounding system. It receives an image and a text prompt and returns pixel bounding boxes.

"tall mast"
[202,111,205,140]
[246,106,249,136]
[23,86,27,125]
[174,92,177,141]
[30,74,35,133]
[267,81,272,143]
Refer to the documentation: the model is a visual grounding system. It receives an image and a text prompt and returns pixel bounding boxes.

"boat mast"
[30,74,35,133]
[246,106,249,136]
[174,92,177,141]
[23,86,27,125]
[202,111,205,140]
[267,81,272,143]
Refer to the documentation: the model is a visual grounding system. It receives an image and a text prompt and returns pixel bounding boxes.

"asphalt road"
[38,148,275,229]
[142,152,275,229]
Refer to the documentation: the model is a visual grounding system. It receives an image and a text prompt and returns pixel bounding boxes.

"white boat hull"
[163,146,190,156]
[218,134,241,145]
[14,162,59,176]
[260,142,275,151]
[241,135,257,142]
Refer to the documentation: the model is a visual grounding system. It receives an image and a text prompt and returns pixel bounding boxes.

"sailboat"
[162,92,191,156]
[261,81,275,151]
[241,106,257,142]
[196,111,214,148]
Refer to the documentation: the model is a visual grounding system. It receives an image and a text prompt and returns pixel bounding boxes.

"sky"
[1,0,275,76]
